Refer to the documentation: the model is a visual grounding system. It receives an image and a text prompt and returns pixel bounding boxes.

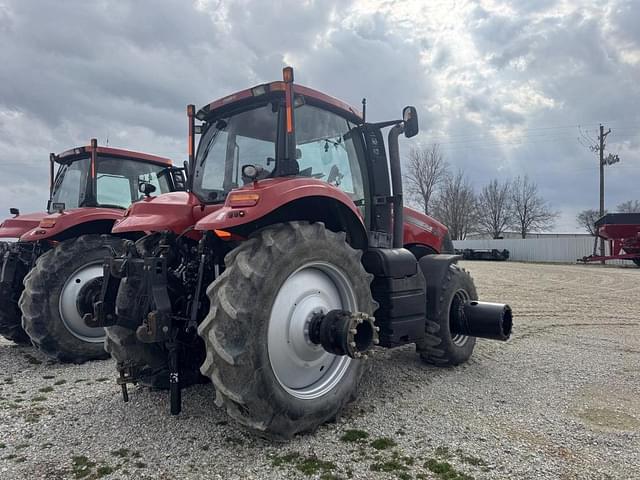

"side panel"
[403,207,448,253]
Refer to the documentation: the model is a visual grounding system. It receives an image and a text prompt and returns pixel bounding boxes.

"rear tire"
[0,284,30,344]
[0,242,30,344]
[198,222,376,440]
[416,264,477,366]
[20,235,123,363]
[633,258,640,267]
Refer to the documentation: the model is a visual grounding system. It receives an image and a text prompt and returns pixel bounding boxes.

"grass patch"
[95,464,116,477]
[42,375,55,380]
[0,442,5,448]
[370,459,408,473]
[14,456,27,463]
[31,395,47,402]
[71,455,96,479]
[39,386,54,393]
[370,437,397,450]
[272,452,337,476]
[340,429,369,442]
[54,379,67,385]
[296,457,337,475]
[425,459,474,480]
[134,461,147,468]
[271,452,301,467]
[74,379,88,384]
[4,377,13,384]
[95,377,110,382]
[435,446,452,459]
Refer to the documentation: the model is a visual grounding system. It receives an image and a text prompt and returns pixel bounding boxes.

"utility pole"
[599,124,610,261]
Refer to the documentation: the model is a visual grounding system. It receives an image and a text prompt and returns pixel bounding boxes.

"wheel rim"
[58,262,106,343]
[267,262,357,400]
[450,289,470,346]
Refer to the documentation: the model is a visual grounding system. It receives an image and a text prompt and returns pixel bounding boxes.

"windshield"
[50,155,172,212]
[50,156,90,210]
[192,103,279,202]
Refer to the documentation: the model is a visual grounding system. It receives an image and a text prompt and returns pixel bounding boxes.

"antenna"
[362,98,367,122]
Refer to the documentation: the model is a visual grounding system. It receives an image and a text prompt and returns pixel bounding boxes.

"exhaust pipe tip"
[309,310,378,358]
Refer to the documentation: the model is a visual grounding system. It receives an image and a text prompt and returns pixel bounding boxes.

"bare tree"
[576,209,606,235]
[616,200,640,213]
[477,179,512,239]
[405,144,448,215]
[509,175,558,238]
[433,170,478,240]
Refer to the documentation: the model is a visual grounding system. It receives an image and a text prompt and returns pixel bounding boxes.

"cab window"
[294,104,366,205]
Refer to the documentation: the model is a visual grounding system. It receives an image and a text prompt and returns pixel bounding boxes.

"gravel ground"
[0,261,638,480]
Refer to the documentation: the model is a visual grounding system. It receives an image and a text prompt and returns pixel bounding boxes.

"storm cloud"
[0,0,638,231]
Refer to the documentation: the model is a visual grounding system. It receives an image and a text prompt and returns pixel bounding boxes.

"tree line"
[405,144,558,240]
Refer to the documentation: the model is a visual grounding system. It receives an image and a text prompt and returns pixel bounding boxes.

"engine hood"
[0,211,48,239]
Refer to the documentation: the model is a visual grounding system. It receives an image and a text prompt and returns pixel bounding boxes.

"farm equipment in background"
[86,68,512,439]
[456,248,510,261]
[579,213,640,266]
[0,140,185,362]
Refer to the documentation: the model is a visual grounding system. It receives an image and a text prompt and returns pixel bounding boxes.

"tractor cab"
[187,68,398,248]
[48,141,185,213]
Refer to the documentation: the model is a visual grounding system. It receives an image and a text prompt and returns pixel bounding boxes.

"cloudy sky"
[1,0,638,232]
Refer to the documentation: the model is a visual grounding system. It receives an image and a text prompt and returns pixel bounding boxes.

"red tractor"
[89,68,512,439]
[0,140,185,363]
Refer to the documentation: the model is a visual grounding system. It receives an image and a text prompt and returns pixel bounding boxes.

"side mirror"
[9,208,19,216]
[402,106,419,138]
[139,182,157,197]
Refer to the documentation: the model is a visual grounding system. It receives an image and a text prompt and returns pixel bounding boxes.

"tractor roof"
[55,145,173,167]
[196,81,363,125]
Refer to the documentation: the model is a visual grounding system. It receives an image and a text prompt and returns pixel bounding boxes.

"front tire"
[416,264,478,366]
[198,222,376,440]
[19,235,124,363]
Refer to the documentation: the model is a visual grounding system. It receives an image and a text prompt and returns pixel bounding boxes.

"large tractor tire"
[198,222,376,440]
[104,234,206,389]
[416,264,478,366]
[19,234,124,363]
[0,284,30,344]
[0,242,30,344]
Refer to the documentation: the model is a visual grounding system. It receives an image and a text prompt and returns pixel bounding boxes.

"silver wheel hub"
[59,262,106,343]
[268,262,357,400]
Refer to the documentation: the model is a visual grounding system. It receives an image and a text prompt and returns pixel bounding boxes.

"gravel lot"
[0,261,638,480]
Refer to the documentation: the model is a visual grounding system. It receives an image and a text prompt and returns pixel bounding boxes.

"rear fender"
[19,208,124,242]
[418,254,462,319]
[197,195,367,249]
